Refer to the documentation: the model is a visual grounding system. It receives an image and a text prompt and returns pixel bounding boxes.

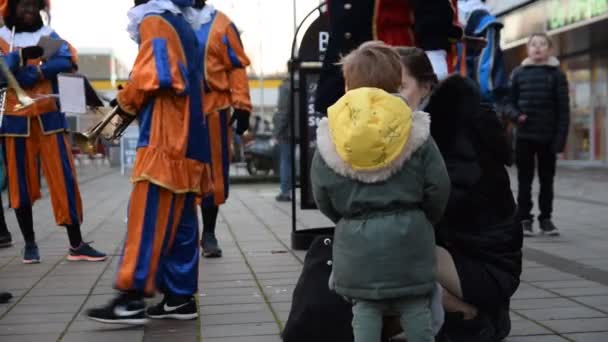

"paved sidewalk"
[0,166,607,341]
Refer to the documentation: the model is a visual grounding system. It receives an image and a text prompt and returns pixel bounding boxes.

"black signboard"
[295,13,329,210]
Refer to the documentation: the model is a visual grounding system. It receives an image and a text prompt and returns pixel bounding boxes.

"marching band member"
[186,0,252,258]
[0,0,106,263]
[87,0,212,324]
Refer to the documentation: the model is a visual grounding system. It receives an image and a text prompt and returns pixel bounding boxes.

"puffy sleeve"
[223,21,252,112]
[117,15,189,115]
[38,33,76,80]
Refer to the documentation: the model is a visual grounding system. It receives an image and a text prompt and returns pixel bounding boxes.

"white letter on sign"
[319,32,329,52]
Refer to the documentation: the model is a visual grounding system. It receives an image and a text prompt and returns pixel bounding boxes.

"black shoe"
[86,293,149,325]
[0,231,12,248]
[147,295,198,320]
[201,232,222,258]
[539,219,560,236]
[0,292,12,304]
[275,193,291,202]
[521,220,535,237]
[22,243,41,264]
[443,311,496,342]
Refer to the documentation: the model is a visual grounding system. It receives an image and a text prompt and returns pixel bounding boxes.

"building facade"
[489,0,608,166]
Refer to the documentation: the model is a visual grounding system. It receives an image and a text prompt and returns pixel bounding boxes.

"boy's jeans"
[279,142,292,195]
[352,296,433,342]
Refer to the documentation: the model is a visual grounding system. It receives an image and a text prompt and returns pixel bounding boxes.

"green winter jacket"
[311,110,450,300]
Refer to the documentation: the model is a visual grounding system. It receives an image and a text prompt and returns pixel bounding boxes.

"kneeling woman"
[398,48,523,341]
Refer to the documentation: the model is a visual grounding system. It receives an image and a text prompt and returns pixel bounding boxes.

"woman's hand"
[517,114,527,124]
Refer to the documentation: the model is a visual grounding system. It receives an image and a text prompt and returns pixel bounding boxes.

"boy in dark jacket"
[508,33,570,236]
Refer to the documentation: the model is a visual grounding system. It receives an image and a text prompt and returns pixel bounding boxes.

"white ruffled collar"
[183,4,217,29]
[0,26,54,48]
[127,0,184,43]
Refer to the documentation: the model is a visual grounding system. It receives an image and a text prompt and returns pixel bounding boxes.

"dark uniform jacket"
[315,0,463,113]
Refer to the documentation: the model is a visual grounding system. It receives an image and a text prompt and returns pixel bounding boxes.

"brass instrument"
[73,106,136,155]
[0,26,36,123]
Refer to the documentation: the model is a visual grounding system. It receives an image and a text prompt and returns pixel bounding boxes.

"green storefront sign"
[547,0,608,30]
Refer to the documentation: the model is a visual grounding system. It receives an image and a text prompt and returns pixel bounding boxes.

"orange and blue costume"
[114,6,212,297]
[190,6,252,207]
[0,25,82,227]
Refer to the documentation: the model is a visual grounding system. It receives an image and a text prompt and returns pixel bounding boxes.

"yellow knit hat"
[327,87,412,171]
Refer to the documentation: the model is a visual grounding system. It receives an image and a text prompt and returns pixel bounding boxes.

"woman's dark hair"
[528,32,553,48]
[194,0,206,9]
[396,47,438,87]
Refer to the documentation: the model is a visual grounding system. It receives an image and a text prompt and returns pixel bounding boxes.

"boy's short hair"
[528,32,553,48]
[341,41,403,93]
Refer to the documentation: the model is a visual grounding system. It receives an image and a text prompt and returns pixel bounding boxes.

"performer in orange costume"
[186,0,251,258]
[86,0,212,325]
[0,0,106,263]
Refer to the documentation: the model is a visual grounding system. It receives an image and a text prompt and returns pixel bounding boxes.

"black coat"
[507,57,570,152]
[427,75,522,297]
[315,0,463,114]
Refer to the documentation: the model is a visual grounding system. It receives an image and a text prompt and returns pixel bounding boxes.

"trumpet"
[0,26,36,124]
[73,106,136,155]
[0,58,36,111]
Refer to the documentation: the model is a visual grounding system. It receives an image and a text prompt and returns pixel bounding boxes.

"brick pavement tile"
[261,278,299,287]
[505,336,569,342]
[516,306,606,320]
[61,330,144,342]
[254,271,303,281]
[0,312,74,325]
[197,273,254,282]
[7,302,81,315]
[0,322,66,335]
[201,322,279,338]
[199,280,258,289]
[199,294,264,306]
[269,302,292,312]
[199,303,269,315]
[572,295,608,310]
[565,332,608,342]
[200,311,275,325]
[552,287,608,297]
[511,298,581,310]
[200,286,260,297]
[521,268,581,282]
[512,287,559,300]
[541,318,608,334]
[531,280,605,289]
[18,295,86,307]
[1,333,62,342]
[144,335,199,342]
[203,335,282,342]
[508,319,554,336]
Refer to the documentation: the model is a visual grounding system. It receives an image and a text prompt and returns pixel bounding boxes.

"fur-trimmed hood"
[316,109,431,183]
[521,56,560,67]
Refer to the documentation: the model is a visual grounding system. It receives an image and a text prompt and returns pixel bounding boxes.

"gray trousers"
[352,296,433,342]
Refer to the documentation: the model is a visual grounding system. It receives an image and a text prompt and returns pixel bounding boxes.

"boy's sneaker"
[22,244,40,264]
[0,231,12,248]
[521,220,535,237]
[67,242,107,262]
[539,219,560,236]
[147,295,198,320]
[275,193,291,202]
[201,233,222,258]
[86,293,148,325]
[0,292,12,304]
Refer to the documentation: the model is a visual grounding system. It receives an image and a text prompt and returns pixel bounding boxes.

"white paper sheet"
[58,74,86,114]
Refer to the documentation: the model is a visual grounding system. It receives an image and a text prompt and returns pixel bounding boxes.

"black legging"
[14,205,83,248]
